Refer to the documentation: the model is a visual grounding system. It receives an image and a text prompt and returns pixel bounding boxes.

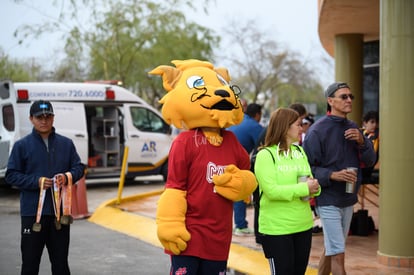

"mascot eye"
[217,74,229,86]
[187,76,205,89]
[230,85,242,96]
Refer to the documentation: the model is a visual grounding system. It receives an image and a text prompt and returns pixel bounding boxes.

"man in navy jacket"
[6,100,84,275]
[303,82,376,275]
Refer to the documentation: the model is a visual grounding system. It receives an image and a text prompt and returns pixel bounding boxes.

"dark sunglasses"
[332,94,355,100]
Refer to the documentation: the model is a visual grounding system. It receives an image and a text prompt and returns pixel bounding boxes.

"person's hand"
[331,169,357,183]
[307,178,320,194]
[39,177,53,189]
[344,128,364,146]
[54,173,67,187]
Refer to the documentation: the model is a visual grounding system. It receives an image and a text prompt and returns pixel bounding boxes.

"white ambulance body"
[0,81,17,182]
[0,80,172,183]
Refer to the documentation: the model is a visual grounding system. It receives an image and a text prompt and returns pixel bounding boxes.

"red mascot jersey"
[165,128,250,261]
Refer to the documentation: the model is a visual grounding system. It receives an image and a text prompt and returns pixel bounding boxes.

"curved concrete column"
[378,0,414,268]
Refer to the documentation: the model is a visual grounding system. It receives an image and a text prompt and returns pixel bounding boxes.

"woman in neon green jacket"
[254,107,321,275]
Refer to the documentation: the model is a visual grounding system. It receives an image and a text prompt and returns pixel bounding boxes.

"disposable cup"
[298,175,311,201]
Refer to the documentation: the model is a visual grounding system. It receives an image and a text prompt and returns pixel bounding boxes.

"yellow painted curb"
[88,191,318,275]
[228,243,269,274]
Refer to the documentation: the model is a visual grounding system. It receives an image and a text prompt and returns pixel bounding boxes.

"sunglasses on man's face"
[332,94,355,100]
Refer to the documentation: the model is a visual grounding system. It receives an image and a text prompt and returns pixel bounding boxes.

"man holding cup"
[303,82,376,275]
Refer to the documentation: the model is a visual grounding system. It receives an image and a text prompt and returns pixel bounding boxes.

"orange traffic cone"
[71,176,90,219]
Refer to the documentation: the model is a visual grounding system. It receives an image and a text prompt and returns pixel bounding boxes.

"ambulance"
[0,80,173,184]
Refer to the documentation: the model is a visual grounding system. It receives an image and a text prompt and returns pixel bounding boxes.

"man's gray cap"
[325,82,350,98]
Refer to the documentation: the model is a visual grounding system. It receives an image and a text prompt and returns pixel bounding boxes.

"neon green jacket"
[254,144,320,235]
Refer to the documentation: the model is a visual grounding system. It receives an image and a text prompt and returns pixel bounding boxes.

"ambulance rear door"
[51,102,88,165]
[123,103,172,178]
[0,80,17,181]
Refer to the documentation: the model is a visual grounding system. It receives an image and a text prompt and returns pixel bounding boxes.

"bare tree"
[12,0,218,106]
[219,20,325,113]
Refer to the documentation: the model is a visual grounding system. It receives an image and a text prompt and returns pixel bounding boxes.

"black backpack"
[251,147,274,243]
[251,147,274,209]
[350,209,376,236]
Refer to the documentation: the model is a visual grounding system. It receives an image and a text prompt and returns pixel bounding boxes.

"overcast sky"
[1,0,333,85]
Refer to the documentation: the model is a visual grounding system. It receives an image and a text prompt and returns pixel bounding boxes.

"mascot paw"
[213,165,257,201]
[156,188,191,254]
[158,224,191,255]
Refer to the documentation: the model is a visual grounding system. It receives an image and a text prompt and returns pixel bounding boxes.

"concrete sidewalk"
[88,190,274,275]
[88,188,412,275]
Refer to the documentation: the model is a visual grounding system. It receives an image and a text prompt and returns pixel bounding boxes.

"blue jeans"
[316,205,354,256]
[234,200,248,229]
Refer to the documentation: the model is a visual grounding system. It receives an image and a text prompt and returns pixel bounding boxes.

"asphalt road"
[0,178,171,275]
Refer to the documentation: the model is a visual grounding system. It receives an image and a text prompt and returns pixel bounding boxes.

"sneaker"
[234,227,254,236]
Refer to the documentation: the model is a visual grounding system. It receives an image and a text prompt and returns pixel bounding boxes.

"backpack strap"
[262,147,275,164]
[292,144,303,154]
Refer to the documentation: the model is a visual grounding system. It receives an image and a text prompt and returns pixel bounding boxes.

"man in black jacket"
[6,100,84,275]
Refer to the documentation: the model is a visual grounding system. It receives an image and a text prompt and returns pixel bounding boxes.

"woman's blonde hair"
[264,107,299,152]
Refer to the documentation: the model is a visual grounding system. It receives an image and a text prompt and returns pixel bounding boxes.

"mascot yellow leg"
[156,188,191,255]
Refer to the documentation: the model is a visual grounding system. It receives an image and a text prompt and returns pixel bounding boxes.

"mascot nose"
[215,90,230,98]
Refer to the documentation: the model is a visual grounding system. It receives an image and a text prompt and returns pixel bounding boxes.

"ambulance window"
[130,107,169,133]
[2,104,15,131]
[0,82,10,99]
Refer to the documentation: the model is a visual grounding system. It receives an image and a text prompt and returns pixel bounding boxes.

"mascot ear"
[214,67,231,83]
[149,65,182,92]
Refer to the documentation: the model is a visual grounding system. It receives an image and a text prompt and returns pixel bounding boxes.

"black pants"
[170,255,227,275]
[261,229,312,275]
[21,216,70,275]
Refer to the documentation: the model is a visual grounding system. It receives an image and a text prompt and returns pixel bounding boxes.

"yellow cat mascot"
[149,59,257,273]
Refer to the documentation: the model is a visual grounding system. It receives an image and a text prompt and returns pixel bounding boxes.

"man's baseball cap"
[324,82,350,98]
[30,100,54,117]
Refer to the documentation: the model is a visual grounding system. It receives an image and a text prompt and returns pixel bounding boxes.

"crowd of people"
[6,80,379,275]
[234,82,377,275]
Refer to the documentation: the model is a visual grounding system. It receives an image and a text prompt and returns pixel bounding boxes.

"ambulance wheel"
[161,163,168,182]
[125,175,136,184]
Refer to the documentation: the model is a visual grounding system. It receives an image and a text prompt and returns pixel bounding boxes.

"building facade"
[317,0,414,269]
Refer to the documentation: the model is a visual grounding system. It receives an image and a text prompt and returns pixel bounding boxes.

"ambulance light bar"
[17,89,29,101]
[105,89,115,100]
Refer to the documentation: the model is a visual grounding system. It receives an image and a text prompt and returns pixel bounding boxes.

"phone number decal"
[68,90,106,98]
[29,89,107,99]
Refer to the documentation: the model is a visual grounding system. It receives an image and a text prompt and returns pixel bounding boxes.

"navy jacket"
[6,128,84,216]
[303,115,376,207]
[228,114,263,154]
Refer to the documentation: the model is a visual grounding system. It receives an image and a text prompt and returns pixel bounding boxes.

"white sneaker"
[234,227,254,236]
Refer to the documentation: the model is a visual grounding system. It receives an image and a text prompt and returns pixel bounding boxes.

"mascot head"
[149,59,244,130]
